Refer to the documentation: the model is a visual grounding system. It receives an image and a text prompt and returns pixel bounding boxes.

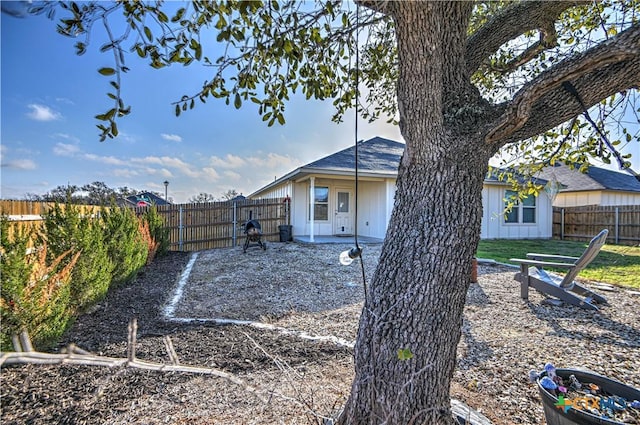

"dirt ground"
[1,243,639,424]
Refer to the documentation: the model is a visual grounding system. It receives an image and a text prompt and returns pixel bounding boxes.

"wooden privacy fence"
[0,200,105,244]
[553,205,640,246]
[134,198,291,251]
[2,198,290,252]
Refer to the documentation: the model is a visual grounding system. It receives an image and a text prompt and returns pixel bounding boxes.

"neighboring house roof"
[250,136,546,197]
[123,192,170,206]
[485,168,548,186]
[537,162,640,193]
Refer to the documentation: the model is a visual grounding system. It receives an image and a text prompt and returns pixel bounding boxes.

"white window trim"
[504,190,537,225]
[309,185,330,222]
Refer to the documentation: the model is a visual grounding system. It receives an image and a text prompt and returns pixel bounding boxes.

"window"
[310,186,329,221]
[337,192,349,213]
[504,190,536,224]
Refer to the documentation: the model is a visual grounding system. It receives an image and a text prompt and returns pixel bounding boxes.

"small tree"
[39,201,114,311]
[141,204,170,258]
[221,189,240,201]
[188,192,218,203]
[0,217,80,350]
[102,205,148,285]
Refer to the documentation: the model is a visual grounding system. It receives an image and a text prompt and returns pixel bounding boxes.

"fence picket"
[3,198,290,252]
[553,205,640,246]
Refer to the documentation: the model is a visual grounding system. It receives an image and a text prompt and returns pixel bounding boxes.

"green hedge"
[0,203,169,351]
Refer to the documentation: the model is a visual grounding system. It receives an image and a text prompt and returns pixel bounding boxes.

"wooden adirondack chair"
[511,229,609,310]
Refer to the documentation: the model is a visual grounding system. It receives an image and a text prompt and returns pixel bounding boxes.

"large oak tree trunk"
[338,3,495,424]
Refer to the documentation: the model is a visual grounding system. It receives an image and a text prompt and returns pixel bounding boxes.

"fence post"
[179,206,184,252]
[615,206,619,244]
[232,201,237,247]
[561,208,565,240]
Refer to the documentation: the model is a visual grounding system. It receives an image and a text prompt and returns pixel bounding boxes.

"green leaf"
[144,26,153,42]
[171,8,185,23]
[234,93,242,109]
[397,348,414,361]
[284,39,293,54]
[75,42,86,55]
[98,67,116,76]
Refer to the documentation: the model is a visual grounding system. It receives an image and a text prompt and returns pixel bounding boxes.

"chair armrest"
[509,258,576,269]
[525,253,580,262]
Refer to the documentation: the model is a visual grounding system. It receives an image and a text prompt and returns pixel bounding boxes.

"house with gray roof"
[536,162,640,207]
[249,137,554,241]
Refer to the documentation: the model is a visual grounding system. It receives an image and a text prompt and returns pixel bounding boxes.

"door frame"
[333,188,355,235]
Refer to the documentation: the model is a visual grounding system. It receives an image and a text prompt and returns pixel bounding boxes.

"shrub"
[1,217,79,350]
[138,218,159,265]
[39,202,114,312]
[142,205,170,257]
[102,206,148,285]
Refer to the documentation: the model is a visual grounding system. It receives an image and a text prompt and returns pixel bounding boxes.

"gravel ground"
[1,241,639,424]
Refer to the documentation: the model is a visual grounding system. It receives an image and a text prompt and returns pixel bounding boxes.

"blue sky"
[1,4,400,203]
[1,3,638,203]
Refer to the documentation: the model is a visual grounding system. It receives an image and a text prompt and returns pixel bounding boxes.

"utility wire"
[353,2,368,299]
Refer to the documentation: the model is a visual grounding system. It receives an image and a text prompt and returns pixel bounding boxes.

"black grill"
[242,219,266,253]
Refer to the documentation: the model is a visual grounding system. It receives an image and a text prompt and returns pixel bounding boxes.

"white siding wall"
[358,181,388,239]
[256,177,552,240]
[385,180,397,229]
[251,182,293,200]
[286,178,395,239]
[481,184,553,239]
[291,182,307,237]
[554,191,602,207]
[554,191,640,207]
[291,179,336,237]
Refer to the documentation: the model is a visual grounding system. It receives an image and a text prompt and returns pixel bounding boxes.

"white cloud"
[246,152,297,170]
[202,167,221,180]
[223,170,242,180]
[131,156,200,178]
[1,159,37,170]
[82,153,128,166]
[53,142,80,156]
[26,104,61,121]
[55,97,75,105]
[53,133,80,143]
[158,168,173,178]
[209,154,246,169]
[112,168,139,178]
[161,133,183,142]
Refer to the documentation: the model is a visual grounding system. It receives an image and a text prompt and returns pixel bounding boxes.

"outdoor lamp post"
[163,180,169,201]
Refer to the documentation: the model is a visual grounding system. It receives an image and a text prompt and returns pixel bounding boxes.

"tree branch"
[485,24,640,145]
[1,323,266,403]
[485,23,558,74]
[466,1,587,75]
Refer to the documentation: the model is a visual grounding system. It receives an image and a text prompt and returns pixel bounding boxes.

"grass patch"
[477,239,640,290]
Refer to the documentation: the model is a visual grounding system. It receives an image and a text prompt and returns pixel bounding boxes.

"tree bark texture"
[339,3,494,424]
[338,1,639,424]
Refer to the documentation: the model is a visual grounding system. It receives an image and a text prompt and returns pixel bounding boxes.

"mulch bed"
[2,244,639,425]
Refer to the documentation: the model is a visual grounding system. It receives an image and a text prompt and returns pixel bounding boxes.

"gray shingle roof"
[305,136,404,172]
[537,163,640,193]
[250,136,550,197]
